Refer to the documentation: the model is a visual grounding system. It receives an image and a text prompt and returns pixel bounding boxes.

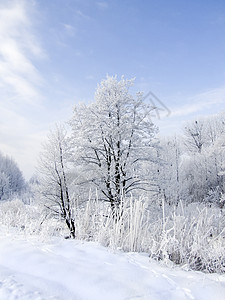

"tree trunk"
[66,218,76,239]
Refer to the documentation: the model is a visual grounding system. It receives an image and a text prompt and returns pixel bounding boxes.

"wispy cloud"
[96,1,109,10]
[171,87,225,117]
[155,86,225,137]
[76,10,90,19]
[0,0,46,178]
[63,23,76,37]
[0,0,45,104]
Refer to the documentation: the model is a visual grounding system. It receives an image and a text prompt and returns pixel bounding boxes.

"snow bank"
[0,233,225,300]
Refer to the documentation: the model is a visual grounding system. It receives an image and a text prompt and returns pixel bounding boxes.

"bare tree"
[183,115,225,153]
[38,125,75,238]
[183,120,206,153]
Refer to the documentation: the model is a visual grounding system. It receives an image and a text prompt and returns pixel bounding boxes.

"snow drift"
[0,233,225,300]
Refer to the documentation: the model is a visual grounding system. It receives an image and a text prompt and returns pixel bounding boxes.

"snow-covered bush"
[149,201,225,273]
[75,197,225,273]
[75,196,153,252]
[1,196,225,273]
[0,199,67,238]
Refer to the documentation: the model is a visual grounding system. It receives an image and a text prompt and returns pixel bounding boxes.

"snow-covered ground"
[0,233,225,300]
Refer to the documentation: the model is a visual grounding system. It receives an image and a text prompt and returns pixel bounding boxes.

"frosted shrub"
[0,199,38,232]
[1,196,225,273]
[0,199,67,238]
[75,197,152,252]
[149,201,225,273]
[75,198,103,240]
[75,197,225,273]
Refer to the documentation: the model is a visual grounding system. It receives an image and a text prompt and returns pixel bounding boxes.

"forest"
[1,76,225,274]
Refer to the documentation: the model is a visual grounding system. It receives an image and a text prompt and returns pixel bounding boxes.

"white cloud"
[96,1,109,10]
[76,10,90,19]
[63,23,75,37]
[155,86,225,137]
[0,0,44,104]
[0,0,46,178]
[171,86,225,117]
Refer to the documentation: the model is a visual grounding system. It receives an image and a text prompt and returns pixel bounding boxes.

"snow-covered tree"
[156,137,181,205]
[0,152,25,201]
[0,172,9,200]
[70,76,158,216]
[180,114,225,205]
[183,115,225,153]
[38,125,76,238]
[183,120,206,153]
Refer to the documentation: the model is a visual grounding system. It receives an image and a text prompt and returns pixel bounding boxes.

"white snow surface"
[0,233,225,300]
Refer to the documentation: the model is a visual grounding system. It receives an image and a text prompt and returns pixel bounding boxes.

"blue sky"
[0,0,225,179]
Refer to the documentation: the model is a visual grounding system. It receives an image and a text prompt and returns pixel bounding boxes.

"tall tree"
[157,137,181,205]
[70,76,158,216]
[38,125,75,238]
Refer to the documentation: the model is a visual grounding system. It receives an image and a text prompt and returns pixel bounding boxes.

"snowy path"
[0,235,225,300]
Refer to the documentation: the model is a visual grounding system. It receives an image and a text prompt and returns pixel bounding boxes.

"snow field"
[0,233,225,300]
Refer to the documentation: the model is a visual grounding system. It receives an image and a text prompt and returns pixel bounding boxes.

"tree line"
[0,152,25,201]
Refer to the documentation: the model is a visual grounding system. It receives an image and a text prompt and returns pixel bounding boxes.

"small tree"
[183,120,205,153]
[70,76,158,216]
[38,125,75,238]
